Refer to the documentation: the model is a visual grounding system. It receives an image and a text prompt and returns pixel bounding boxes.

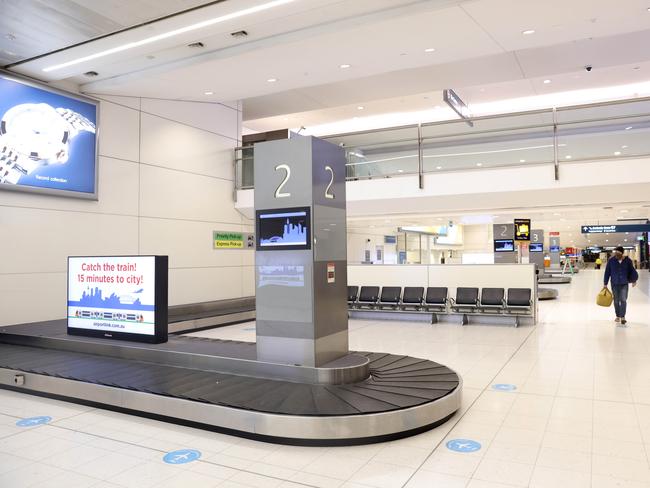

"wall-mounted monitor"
[384,235,397,244]
[256,207,311,250]
[550,245,560,253]
[514,219,531,241]
[529,242,543,252]
[67,256,168,343]
[0,73,98,199]
[494,239,515,252]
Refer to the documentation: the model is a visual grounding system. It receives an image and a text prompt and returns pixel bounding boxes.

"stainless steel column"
[254,136,348,367]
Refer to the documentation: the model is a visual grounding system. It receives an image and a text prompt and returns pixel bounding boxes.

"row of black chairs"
[348,286,532,315]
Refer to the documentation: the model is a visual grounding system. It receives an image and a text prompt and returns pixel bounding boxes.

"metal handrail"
[234,96,650,191]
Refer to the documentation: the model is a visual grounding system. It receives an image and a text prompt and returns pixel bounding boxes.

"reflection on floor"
[0,269,649,487]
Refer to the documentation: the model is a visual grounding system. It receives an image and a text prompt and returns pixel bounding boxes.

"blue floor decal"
[446,439,482,453]
[163,449,201,464]
[16,416,52,427]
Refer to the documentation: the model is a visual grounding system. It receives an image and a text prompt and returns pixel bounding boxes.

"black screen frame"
[255,206,311,251]
[66,255,168,344]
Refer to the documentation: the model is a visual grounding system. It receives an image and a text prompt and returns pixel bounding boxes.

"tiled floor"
[1,268,649,487]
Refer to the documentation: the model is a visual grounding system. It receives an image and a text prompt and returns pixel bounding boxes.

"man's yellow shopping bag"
[596,287,613,307]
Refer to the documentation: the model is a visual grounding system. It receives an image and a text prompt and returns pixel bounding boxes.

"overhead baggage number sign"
[581,224,650,234]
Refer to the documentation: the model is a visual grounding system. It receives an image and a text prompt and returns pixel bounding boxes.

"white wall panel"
[139,164,241,224]
[1,95,247,327]
[0,207,138,275]
[97,100,140,162]
[140,98,239,140]
[140,113,234,180]
[0,157,138,217]
[169,267,244,306]
[242,265,255,297]
[348,265,429,287]
[0,273,67,326]
[139,218,250,269]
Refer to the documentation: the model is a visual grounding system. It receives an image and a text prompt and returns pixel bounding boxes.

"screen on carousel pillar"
[67,255,168,343]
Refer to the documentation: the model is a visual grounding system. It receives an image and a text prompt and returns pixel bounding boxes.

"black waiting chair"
[480,288,505,313]
[347,286,359,308]
[506,288,532,314]
[424,287,448,312]
[402,287,425,310]
[357,286,380,309]
[379,286,402,309]
[450,287,479,312]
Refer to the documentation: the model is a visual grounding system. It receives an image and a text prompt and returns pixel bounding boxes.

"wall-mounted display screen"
[494,239,515,252]
[550,245,560,253]
[384,235,397,244]
[67,256,168,343]
[256,207,311,250]
[0,73,98,199]
[514,219,531,241]
[529,243,543,252]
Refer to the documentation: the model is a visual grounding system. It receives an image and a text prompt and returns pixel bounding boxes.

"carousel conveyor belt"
[167,297,255,334]
[0,343,459,416]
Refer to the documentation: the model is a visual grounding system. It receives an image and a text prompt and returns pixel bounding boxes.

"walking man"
[604,246,639,325]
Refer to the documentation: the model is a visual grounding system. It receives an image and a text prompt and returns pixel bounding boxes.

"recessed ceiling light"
[543,79,552,84]
[625,126,633,130]
[522,29,536,35]
[357,106,364,110]
[42,0,297,72]
[340,64,351,69]
[620,209,629,213]
[476,162,483,167]
[204,91,213,95]
[520,159,526,163]
[621,145,628,149]
[424,48,436,52]
[267,78,277,83]
[436,166,442,170]
[614,151,621,156]
[553,213,561,216]
[397,169,404,173]
[624,239,628,242]
[606,239,609,242]
[565,155,572,159]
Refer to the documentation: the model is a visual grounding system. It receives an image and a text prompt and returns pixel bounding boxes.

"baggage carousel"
[0,320,461,445]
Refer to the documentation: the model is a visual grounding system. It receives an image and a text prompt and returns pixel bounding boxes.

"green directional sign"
[213,231,255,249]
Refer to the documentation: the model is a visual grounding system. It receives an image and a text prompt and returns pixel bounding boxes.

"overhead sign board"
[443,89,473,127]
[581,224,650,234]
[213,231,255,249]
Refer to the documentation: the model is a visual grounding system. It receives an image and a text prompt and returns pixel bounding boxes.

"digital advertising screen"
[514,219,531,241]
[256,207,311,250]
[550,245,560,253]
[67,256,168,343]
[494,239,515,252]
[0,73,98,198]
[529,243,543,252]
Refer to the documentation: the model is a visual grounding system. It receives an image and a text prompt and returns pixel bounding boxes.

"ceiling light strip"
[43,0,296,72]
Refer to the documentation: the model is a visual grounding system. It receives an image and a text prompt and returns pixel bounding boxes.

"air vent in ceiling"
[187,41,205,48]
[231,30,248,38]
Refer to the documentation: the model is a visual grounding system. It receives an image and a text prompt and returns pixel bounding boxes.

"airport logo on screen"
[0,75,97,195]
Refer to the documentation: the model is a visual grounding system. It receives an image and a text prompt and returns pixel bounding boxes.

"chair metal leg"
[431,313,438,324]
[461,314,469,325]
